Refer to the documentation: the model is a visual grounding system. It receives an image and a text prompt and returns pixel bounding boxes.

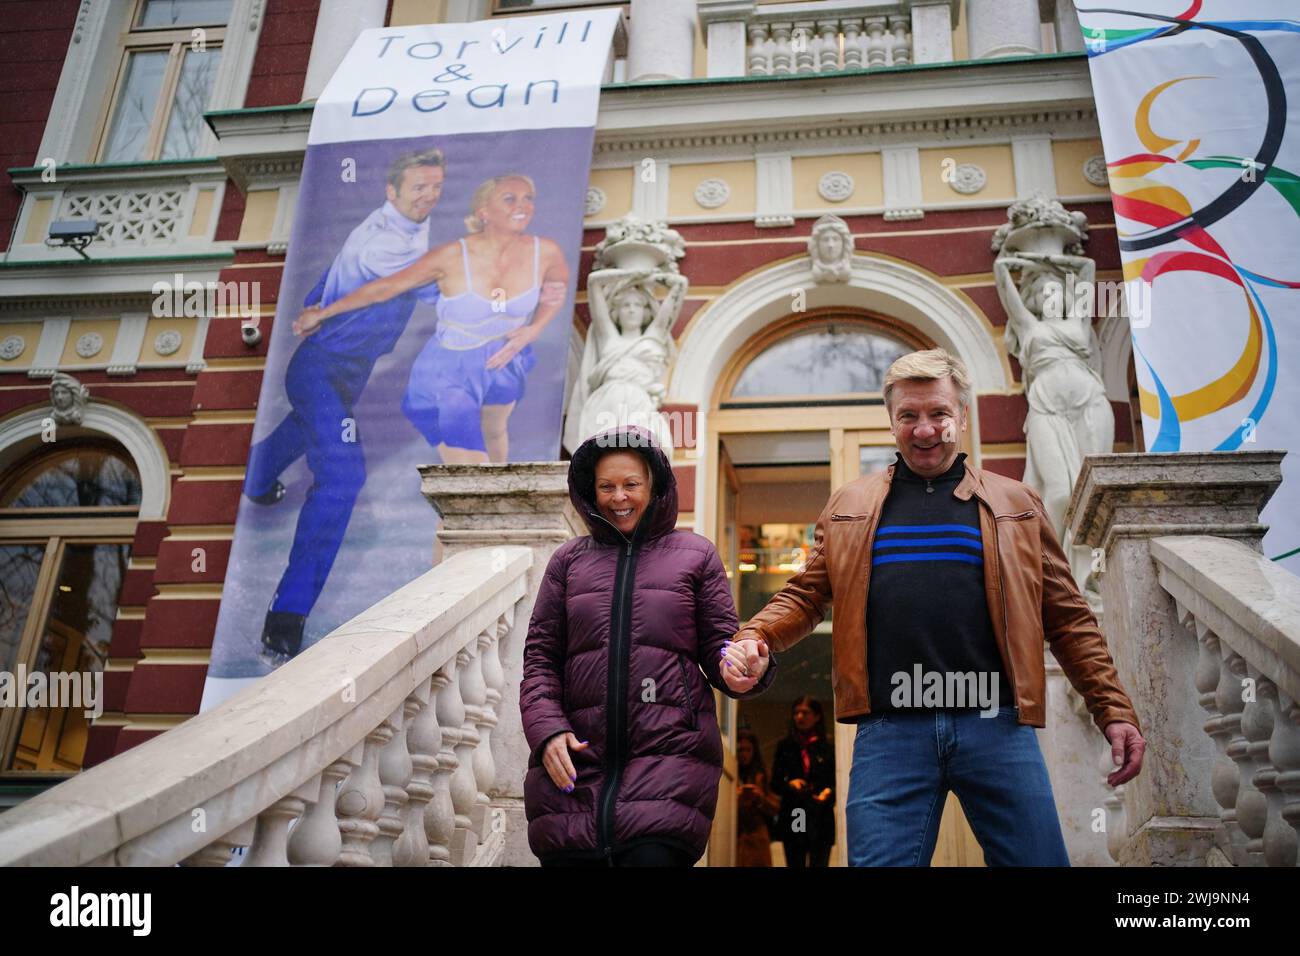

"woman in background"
[771,696,836,867]
[735,728,779,867]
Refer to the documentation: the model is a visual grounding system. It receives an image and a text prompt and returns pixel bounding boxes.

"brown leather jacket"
[737,459,1140,734]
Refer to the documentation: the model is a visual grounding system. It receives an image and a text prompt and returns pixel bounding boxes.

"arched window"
[724,316,918,406]
[0,442,140,774]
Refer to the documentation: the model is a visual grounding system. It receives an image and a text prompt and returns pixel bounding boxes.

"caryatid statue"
[992,194,1114,546]
[808,214,853,283]
[563,216,687,454]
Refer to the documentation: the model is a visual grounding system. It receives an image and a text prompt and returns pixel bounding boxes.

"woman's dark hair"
[788,695,827,739]
[735,728,766,784]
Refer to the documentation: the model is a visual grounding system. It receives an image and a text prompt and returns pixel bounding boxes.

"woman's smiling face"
[594,450,652,536]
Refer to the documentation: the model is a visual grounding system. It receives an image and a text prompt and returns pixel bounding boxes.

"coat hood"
[568,425,678,545]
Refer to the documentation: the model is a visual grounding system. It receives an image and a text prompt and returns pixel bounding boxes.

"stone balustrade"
[0,461,582,868]
[1069,450,1298,866]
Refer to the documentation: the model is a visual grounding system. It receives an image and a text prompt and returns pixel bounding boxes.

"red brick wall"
[0,0,81,252]
[243,0,321,107]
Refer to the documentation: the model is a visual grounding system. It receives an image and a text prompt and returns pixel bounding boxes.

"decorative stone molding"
[949,163,987,194]
[584,186,607,217]
[755,153,794,228]
[693,178,731,209]
[882,145,924,221]
[1083,155,1110,188]
[1012,136,1058,199]
[72,0,92,42]
[49,372,90,426]
[808,214,853,283]
[0,335,25,361]
[817,171,855,203]
[154,330,183,356]
[75,332,103,359]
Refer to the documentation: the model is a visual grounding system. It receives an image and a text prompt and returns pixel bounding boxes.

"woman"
[771,696,836,868]
[562,268,684,455]
[735,729,779,868]
[296,173,568,463]
[520,424,775,866]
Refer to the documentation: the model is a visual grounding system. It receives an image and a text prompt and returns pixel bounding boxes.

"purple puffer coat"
[520,426,775,863]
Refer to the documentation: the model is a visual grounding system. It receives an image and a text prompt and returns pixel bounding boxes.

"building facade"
[0,0,1142,861]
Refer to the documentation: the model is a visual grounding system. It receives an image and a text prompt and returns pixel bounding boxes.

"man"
[727,348,1144,866]
[242,148,449,664]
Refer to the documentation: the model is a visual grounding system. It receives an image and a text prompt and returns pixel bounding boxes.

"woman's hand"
[787,778,808,793]
[720,637,769,694]
[542,731,589,793]
[294,305,326,337]
[814,788,833,803]
[486,324,539,370]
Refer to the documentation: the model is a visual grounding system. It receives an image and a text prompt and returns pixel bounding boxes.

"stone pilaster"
[1067,451,1285,865]
[967,0,1043,59]
[627,0,697,82]
[419,463,582,866]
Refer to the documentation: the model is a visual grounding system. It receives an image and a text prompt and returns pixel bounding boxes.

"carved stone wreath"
[694,178,731,209]
[949,163,987,195]
[0,334,25,360]
[154,329,183,357]
[75,332,103,358]
[818,171,855,203]
[1083,155,1110,188]
[584,186,607,217]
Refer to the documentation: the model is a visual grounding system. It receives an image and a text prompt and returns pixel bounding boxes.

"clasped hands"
[720,636,770,694]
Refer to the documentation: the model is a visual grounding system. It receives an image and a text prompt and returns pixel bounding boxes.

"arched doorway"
[705,311,983,867]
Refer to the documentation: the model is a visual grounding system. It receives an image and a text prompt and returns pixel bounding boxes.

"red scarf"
[796,729,819,777]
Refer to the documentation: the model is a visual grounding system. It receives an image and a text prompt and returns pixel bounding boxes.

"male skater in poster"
[242,148,449,664]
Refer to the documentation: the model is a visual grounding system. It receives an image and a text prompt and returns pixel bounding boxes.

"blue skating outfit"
[244,200,440,622]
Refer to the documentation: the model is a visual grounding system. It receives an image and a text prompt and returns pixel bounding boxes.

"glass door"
[705,442,741,866]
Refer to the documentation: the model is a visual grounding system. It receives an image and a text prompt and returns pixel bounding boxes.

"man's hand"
[814,788,832,803]
[1104,722,1145,787]
[539,280,567,307]
[294,306,325,337]
[542,732,588,793]
[720,638,769,694]
[486,324,538,370]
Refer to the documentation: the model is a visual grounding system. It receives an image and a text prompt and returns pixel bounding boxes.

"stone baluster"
[770,22,794,75]
[1100,746,1127,863]
[842,18,865,70]
[1253,678,1297,867]
[476,623,506,799]
[1235,665,1272,863]
[1271,693,1300,866]
[426,666,459,866]
[289,755,353,866]
[1194,627,1242,865]
[747,23,771,76]
[888,16,912,66]
[792,20,816,74]
[372,700,417,867]
[1209,641,1250,864]
[443,650,478,865]
[864,17,888,69]
[244,789,311,868]
[815,19,840,73]
[458,645,489,844]
[395,679,437,867]
[180,819,254,867]
[337,719,394,867]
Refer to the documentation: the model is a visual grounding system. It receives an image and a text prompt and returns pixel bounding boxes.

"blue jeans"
[845,707,1070,866]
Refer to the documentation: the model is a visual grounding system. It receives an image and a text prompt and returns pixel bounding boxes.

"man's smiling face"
[388,164,444,223]
[888,375,967,478]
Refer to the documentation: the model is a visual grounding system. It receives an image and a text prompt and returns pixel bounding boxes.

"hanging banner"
[1074,0,1300,573]
[202,9,621,708]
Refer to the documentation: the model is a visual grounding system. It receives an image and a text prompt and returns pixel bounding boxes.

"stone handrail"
[0,545,532,867]
[1151,535,1300,867]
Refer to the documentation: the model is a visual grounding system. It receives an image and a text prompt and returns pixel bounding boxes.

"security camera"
[240,321,262,347]
[46,219,102,259]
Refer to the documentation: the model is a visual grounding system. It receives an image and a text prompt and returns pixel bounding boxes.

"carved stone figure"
[992,195,1114,542]
[808,213,853,283]
[564,216,687,454]
[49,371,90,426]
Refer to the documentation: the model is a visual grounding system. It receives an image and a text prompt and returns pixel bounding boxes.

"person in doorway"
[735,728,780,867]
[519,425,776,866]
[770,696,836,867]
[733,348,1145,866]
[244,148,447,664]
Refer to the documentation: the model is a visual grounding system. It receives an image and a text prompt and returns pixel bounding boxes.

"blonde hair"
[465,173,537,233]
[883,348,972,411]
